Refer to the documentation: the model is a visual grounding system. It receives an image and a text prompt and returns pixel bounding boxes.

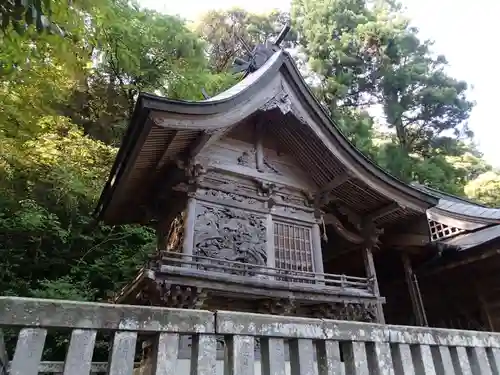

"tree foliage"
[290,0,482,193]
[465,171,500,208]
[195,8,293,73]
[0,0,497,320]
[0,0,232,305]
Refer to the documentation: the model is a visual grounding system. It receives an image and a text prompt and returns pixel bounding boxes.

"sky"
[139,0,499,167]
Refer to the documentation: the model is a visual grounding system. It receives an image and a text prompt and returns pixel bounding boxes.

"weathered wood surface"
[3,297,500,375]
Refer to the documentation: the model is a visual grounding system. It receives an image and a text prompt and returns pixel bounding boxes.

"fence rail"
[2,296,500,375]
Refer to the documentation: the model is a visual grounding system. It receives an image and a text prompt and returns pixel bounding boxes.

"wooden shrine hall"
[94,36,500,332]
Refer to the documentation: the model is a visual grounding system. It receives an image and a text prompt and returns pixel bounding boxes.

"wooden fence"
[1,296,500,374]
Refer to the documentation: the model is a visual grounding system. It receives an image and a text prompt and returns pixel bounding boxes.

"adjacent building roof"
[442,225,500,251]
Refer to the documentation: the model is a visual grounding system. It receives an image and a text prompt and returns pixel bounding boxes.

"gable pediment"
[198,122,318,193]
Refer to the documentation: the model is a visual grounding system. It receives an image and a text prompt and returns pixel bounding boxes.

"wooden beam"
[318,173,351,193]
[362,244,385,324]
[323,214,363,244]
[187,131,214,159]
[384,234,430,247]
[335,202,362,230]
[255,121,265,172]
[366,202,402,222]
[421,248,500,276]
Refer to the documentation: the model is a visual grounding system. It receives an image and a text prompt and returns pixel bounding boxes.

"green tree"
[59,0,236,145]
[195,8,293,73]
[0,0,226,304]
[291,0,398,156]
[0,0,96,139]
[291,0,476,192]
[465,171,500,207]
[378,29,474,163]
[0,117,155,299]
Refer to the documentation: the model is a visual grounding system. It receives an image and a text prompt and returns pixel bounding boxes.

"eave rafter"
[318,173,351,194]
[366,202,404,222]
[155,130,180,170]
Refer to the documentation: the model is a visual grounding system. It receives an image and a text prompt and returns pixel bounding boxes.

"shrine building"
[95,34,500,332]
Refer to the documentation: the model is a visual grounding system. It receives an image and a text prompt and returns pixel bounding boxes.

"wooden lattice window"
[428,220,464,241]
[273,221,313,273]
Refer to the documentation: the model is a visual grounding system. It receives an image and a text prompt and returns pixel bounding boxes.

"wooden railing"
[2,296,500,375]
[157,251,374,292]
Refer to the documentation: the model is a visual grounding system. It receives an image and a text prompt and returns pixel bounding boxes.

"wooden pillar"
[362,245,385,324]
[266,213,275,270]
[402,252,428,326]
[475,280,495,331]
[311,223,325,282]
[182,196,197,262]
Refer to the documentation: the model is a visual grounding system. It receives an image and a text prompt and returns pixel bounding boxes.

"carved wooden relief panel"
[194,203,267,265]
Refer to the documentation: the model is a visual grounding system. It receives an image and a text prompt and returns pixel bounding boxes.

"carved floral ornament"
[259,84,307,121]
[236,148,282,175]
[176,158,207,186]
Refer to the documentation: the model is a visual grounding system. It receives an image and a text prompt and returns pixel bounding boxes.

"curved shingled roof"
[95,50,438,223]
[95,47,500,252]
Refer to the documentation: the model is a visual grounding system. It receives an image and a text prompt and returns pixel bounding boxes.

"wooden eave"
[95,50,441,225]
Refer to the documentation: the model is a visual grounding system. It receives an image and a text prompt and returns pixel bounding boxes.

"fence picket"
[344,342,369,375]
[190,334,217,375]
[225,335,254,375]
[289,339,315,375]
[63,329,97,375]
[0,330,8,375]
[260,337,286,375]
[411,345,437,375]
[487,348,500,375]
[10,328,47,375]
[392,343,415,375]
[367,342,394,375]
[452,347,473,375]
[143,333,180,375]
[432,346,454,375]
[107,331,137,375]
[316,340,341,375]
[470,347,493,375]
